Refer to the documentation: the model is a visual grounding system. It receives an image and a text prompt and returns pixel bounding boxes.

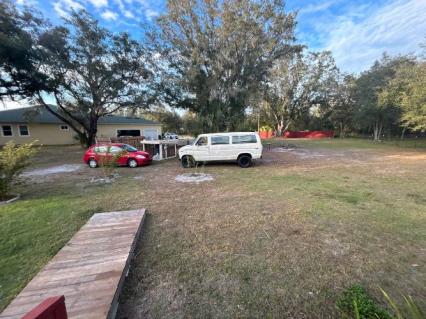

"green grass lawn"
[0,196,93,309]
[0,139,425,317]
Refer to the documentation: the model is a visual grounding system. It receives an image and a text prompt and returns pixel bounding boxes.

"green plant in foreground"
[380,289,424,319]
[336,285,392,319]
[0,141,39,200]
[337,285,425,319]
[97,146,125,180]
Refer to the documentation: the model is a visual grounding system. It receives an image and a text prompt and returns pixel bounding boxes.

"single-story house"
[0,106,162,145]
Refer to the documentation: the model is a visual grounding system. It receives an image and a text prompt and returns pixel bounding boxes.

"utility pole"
[257,112,260,132]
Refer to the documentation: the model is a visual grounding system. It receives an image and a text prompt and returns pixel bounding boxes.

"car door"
[109,145,127,165]
[94,145,109,163]
[192,136,210,161]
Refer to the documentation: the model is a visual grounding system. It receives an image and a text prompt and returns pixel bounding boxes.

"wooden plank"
[0,209,145,319]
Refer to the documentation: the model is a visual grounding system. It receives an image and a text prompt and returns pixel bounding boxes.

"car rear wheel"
[128,159,138,168]
[237,155,252,168]
[181,155,195,168]
[88,158,97,168]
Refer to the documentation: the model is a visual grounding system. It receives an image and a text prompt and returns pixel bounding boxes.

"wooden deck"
[0,209,145,319]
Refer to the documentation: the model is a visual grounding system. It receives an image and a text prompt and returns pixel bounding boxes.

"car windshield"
[121,144,138,152]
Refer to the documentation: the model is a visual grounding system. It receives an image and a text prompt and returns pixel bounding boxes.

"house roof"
[0,106,159,125]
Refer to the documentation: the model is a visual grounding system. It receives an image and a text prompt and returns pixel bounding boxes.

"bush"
[0,141,39,200]
[336,285,392,319]
[97,146,125,180]
[260,125,273,132]
[381,289,424,319]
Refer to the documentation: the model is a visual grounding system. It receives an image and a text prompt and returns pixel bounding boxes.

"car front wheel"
[88,158,97,168]
[128,159,138,168]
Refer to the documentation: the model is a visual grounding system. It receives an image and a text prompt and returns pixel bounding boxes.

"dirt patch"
[262,146,387,168]
[7,143,425,318]
[385,154,426,160]
[90,173,119,184]
[175,173,214,183]
[270,147,330,159]
[23,164,83,177]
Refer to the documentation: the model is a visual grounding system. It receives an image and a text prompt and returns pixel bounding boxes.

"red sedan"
[83,143,152,168]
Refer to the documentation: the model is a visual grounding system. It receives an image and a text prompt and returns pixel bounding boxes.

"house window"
[1,125,13,137]
[117,129,141,137]
[60,125,69,130]
[18,125,29,136]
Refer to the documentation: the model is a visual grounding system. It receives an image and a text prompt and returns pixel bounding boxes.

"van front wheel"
[181,155,195,168]
[237,155,252,168]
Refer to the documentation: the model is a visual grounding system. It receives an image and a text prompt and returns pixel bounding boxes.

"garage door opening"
[117,129,141,137]
[143,129,158,140]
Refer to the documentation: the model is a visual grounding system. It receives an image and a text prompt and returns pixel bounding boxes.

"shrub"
[381,289,424,319]
[336,285,392,319]
[97,146,125,180]
[0,141,39,200]
[260,125,273,132]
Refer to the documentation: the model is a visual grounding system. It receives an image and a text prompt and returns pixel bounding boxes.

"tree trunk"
[339,122,345,138]
[85,117,98,147]
[283,121,291,132]
[373,120,383,142]
[276,119,284,137]
[400,127,406,140]
[378,122,383,141]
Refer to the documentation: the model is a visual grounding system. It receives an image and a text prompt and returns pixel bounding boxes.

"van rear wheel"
[237,155,252,168]
[181,155,195,168]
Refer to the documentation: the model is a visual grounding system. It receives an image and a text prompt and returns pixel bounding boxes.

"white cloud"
[53,0,84,17]
[123,10,135,19]
[101,9,118,20]
[63,0,84,10]
[0,99,29,110]
[53,2,67,17]
[110,0,137,20]
[88,0,108,8]
[299,0,337,15]
[145,8,158,21]
[16,0,38,6]
[322,0,426,73]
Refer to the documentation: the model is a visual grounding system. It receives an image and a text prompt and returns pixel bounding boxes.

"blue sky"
[15,0,426,73]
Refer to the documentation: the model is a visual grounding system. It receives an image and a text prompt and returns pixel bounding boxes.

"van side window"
[232,135,257,144]
[211,136,230,145]
[196,136,208,146]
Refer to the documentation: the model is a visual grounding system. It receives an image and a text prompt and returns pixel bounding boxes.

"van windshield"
[195,136,208,146]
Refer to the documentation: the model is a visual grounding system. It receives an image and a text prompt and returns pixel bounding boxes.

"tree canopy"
[380,60,426,133]
[0,3,153,146]
[153,0,301,132]
[1,0,425,141]
[261,51,339,135]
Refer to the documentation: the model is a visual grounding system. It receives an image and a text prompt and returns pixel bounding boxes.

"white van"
[178,132,263,168]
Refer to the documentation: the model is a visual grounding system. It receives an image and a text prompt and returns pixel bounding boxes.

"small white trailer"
[140,139,180,160]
